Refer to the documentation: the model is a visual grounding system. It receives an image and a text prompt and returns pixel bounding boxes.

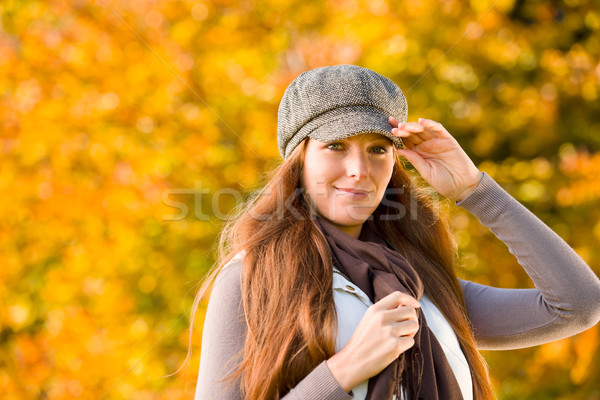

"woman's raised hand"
[326,291,421,392]
[389,116,482,202]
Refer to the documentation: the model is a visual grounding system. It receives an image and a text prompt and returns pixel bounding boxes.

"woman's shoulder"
[213,250,246,290]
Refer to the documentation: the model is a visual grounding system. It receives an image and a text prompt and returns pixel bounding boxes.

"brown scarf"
[315,216,463,400]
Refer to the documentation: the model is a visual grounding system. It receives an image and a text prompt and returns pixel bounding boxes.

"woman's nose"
[345,152,368,179]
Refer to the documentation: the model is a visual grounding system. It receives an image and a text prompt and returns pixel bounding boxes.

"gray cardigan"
[195,172,600,400]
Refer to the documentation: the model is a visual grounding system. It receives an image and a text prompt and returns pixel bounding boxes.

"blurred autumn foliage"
[1,0,599,398]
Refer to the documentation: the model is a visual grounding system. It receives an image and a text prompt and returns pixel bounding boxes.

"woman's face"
[301,132,396,238]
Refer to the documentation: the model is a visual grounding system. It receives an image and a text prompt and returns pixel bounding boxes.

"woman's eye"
[372,146,388,154]
[326,143,343,151]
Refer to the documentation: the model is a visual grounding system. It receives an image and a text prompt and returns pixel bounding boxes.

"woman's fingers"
[339,290,422,383]
[389,117,453,149]
[382,307,420,338]
[392,127,425,146]
[388,115,401,127]
[390,305,419,321]
[394,319,420,338]
[391,123,435,147]
[374,291,421,311]
[418,118,453,139]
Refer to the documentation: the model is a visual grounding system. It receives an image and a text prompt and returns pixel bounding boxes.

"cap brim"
[307,108,405,150]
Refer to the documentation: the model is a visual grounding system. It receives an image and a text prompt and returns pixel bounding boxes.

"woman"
[191,65,600,400]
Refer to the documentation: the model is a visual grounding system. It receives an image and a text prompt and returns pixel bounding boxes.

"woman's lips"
[335,187,371,199]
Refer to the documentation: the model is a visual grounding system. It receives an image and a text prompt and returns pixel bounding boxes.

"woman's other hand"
[326,291,421,392]
[389,116,482,202]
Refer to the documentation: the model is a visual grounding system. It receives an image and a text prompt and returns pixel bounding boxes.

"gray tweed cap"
[277,64,407,160]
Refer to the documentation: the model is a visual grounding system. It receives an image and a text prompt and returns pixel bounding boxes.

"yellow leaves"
[472,129,497,156]
[593,221,600,242]
[469,0,512,13]
[170,20,198,46]
[14,334,52,387]
[517,87,539,118]
[518,50,537,71]
[437,62,480,91]
[98,92,120,111]
[557,147,600,206]
[102,186,145,219]
[584,10,600,30]
[191,3,209,22]
[541,49,569,77]
[83,277,106,297]
[145,10,164,29]
[95,43,115,64]
[131,317,150,339]
[3,0,599,398]
[178,102,200,124]
[383,35,408,56]
[138,274,158,293]
[454,230,471,248]
[41,270,79,305]
[460,252,480,271]
[536,337,571,365]
[571,324,599,384]
[531,326,599,385]
[14,79,43,114]
[517,180,546,202]
[580,79,598,101]
[531,158,553,179]
[557,180,600,206]
[136,116,155,133]
[14,135,47,167]
[8,304,30,328]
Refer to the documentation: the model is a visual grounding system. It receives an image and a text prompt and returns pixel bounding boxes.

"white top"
[332,267,473,400]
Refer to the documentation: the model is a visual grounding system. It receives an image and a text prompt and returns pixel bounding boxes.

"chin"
[329,215,371,227]
[317,205,377,228]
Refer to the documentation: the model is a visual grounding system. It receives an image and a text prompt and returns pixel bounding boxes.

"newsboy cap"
[277,64,407,160]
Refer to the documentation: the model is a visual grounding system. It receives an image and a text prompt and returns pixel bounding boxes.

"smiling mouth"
[335,187,370,194]
[334,187,371,198]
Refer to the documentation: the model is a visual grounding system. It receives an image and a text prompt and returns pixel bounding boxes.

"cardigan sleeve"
[195,258,353,400]
[455,172,600,350]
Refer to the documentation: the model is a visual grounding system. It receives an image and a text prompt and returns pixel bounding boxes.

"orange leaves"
[1,0,599,398]
[570,325,598,384]
[557,146,600,206]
